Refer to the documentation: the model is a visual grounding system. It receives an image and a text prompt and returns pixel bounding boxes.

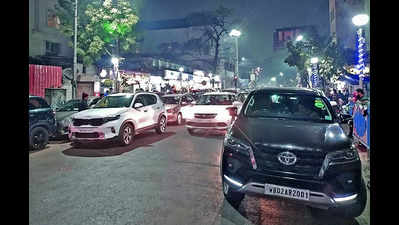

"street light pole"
[72,0,78,99]
[352,14,369,93]
[229,29,241,90]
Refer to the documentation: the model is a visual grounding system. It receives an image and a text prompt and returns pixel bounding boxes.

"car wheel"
[156,115,167,134]
[222,179,244,209]
[176,113,182,125]
[119,123,134,146]
[187,128,195,135]
[30,127,49,150]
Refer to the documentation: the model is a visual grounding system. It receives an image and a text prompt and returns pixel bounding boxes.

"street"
[29,125,370,225]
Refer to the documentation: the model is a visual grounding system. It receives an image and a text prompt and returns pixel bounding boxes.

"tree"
[187,6,234,73]
[55,0,141,66]
[284,32,353,88]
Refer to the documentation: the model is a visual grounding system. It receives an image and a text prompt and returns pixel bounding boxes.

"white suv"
[69,93,167,146]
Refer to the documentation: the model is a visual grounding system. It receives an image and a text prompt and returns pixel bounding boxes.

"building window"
[45,41,60,56]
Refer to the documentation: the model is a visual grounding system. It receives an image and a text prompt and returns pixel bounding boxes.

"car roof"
[108,93,135,97]
[253,87,323,96]
[204,92,236,96]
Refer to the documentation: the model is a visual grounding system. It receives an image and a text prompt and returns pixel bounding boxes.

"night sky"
[141,0,330,64]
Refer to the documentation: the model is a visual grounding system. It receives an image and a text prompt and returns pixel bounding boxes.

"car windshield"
[93,95,134,108]
[197,94,234,105]
[162,96,180,104]
[56,100,80,111]
[244,92,333,123]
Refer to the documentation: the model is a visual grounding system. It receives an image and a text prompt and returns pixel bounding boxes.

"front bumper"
[221,145,363,210]
[185,118,231,130]
[69,121,120,142]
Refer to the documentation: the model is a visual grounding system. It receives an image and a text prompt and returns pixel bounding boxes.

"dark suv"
[29,96,57,150]
[220,88,366,218]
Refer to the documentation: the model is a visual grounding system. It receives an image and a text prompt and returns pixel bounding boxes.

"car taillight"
[167,108,173,113]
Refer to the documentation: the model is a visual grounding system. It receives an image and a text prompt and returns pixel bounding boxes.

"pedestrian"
[78,92,89,111]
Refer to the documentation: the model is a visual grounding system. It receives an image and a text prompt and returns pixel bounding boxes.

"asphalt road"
[29,125,370,225]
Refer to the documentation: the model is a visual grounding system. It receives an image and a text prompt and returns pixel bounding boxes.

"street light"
[230,29,241,89]
[296,35,304,42]
[352,14,369,92]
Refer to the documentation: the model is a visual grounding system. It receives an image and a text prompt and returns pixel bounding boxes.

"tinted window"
[93,95,134,108]
[162,96,180,104]
[197,94,235,105]
[244,92,333,122]
[29,97,50,110]
[144,94,157,105]
[133,95,146,107]
[57,100,80,111]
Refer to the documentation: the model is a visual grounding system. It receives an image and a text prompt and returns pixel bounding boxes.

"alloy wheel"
[123,126,132,144]
[160,117,166,132]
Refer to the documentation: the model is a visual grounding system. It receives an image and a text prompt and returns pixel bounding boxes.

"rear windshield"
[197,94,235,105]
[244,92,333,123]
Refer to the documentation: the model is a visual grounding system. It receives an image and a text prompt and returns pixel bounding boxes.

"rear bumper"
[185,118,231,130]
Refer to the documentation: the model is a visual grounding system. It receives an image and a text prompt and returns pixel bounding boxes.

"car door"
[142,94,160,126]
[132,94,150,129]
[29,97,56,133]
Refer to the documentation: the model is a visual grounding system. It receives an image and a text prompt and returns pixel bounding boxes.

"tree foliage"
[284,32,355,88]
[55,0,141,66]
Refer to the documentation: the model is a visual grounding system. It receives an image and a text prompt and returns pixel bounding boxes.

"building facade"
[329,0,368,50]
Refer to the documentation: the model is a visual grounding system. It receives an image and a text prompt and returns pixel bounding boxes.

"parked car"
[54,99,81,138]
[161,94,196,125]
[69,93,167,146]
[222,88,239,95]
[220,87,366,218]
[185,92,242,134]
[29,96,57,150]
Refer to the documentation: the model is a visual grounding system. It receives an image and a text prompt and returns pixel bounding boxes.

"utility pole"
[72,0,78,99]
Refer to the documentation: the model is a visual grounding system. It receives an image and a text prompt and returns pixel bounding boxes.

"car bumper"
[185,118,231,130]
[221,146,363,210]
[69,121,120,142]
[167,112,178,122]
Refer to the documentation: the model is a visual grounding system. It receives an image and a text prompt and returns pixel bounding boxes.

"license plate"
[264,183,310,201]
[78,128,93,133]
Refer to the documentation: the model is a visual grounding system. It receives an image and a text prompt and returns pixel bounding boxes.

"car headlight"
[103,115,121,123]
[224,133,257,169]
[327,144,359,163]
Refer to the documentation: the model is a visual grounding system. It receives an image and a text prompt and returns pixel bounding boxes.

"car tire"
[222,179,244,209]
[155,115,167,134]
[119,123,134,146]
[30,127,49,150]
[176,113,182,125]
[187,128,195,135]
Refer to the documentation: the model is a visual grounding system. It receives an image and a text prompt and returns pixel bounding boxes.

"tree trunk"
[213,39,220,73]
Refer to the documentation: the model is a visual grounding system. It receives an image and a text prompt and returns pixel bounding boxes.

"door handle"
[144,110,148,112]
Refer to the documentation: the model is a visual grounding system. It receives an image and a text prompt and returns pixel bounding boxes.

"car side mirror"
[134,103,144,108]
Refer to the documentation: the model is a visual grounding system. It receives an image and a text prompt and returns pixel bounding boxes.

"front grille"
[254,146,326,178]
[75,132,99,138]
[73,118,104,126]
[194,113,217,119]
[187,122,227,127]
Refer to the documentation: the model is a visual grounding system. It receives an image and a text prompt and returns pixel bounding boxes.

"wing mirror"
[134,103,144,108]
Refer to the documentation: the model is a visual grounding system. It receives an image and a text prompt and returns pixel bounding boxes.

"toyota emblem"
[277,151,297,166]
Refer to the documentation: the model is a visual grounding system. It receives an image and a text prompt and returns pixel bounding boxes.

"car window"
[197,94,235,105]
[133,95,147,107]
[161,96,180,104]
[244,92,333,123]
[57,100,80,111]
[144,94,157,106]
[29,97,49,109]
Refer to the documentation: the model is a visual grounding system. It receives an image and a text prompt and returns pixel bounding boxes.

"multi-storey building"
[329,0,368,50]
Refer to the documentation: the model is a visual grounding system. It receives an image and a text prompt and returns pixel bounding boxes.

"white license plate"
[78,128,93,133]
[264,183,310,201]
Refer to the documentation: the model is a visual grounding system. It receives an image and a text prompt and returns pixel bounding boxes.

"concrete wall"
[29,0,73,57]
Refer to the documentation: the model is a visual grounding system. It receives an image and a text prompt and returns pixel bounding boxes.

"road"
[29,125,370,225]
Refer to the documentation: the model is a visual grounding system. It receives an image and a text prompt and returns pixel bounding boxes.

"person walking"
[78,92,89,111]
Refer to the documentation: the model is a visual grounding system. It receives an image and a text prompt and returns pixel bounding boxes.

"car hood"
[189,105,233,114]
[72,108,129,119]
[234,117,351,152]
[56,111,77,121]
